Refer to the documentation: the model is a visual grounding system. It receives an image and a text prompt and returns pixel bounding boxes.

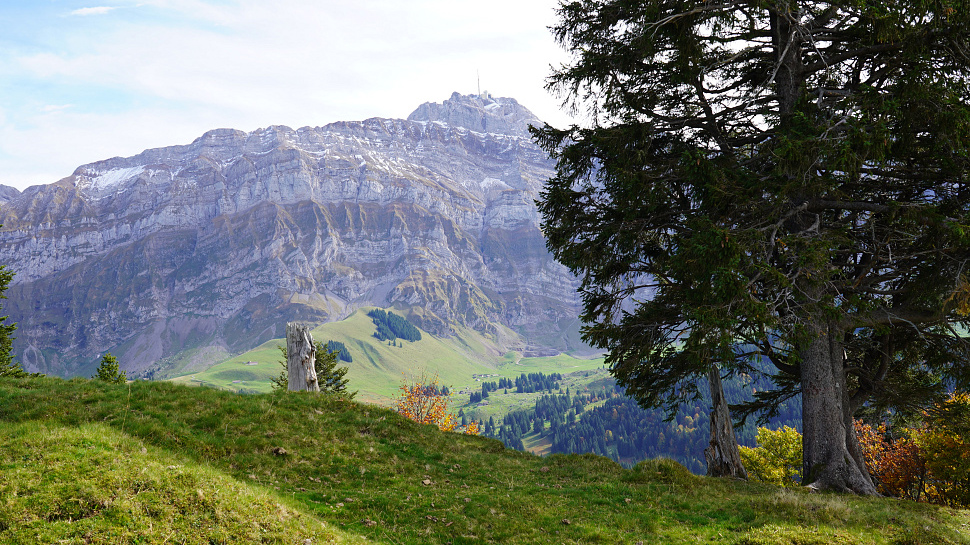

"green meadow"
[169,308,604,406]
[1,376,967,544]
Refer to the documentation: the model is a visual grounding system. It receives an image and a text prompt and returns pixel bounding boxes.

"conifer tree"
[537,0,970,493]
[93,353,126,384]
[0,234,25,378]
[275,342,355,397]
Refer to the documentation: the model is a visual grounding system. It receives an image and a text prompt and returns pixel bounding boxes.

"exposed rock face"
[407,92,542,138]
[0,94,583,377]
[0,185,20,205]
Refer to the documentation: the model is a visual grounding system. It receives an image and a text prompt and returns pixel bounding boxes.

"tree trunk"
[286,323,319,392]
[705,367,748,479]
[800,322,878,494]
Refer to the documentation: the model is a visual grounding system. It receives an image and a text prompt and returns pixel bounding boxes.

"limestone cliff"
[0,94,583,377]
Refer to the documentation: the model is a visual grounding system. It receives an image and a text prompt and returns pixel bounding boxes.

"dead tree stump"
[704,366,747,479]
[286,322,319,392]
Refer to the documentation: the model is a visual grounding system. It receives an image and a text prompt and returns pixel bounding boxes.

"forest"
[367,309,422,342]
[324,340,352,363]
[481,371,800,474]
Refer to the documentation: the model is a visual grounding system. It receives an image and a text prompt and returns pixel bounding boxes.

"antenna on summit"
[477,70,490,101]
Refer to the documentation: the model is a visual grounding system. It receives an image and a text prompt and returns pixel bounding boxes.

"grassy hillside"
[1,376,968,544]
[0,421,359,545]
[169,308,604,404]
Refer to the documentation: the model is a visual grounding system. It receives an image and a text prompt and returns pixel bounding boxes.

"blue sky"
[0,0,575,190]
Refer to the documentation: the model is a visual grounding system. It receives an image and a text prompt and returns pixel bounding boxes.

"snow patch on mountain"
[481,177,511,190]
[79,166,145,192]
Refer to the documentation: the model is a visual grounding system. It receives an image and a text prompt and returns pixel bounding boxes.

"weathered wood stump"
[286,323,319,392]
[704,366,747,479]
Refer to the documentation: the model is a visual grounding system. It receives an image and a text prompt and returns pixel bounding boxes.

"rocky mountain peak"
[0,185,21,205]
[0,94,584,378]
[407,92,542,138]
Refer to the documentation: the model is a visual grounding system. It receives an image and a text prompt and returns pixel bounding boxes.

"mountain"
[0,185,20,204]
[0,93,585,377]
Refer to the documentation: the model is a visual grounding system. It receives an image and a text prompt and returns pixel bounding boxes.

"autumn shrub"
[856,394,970,507]
[855,420,928,502]
[738,426,802,487]
[396,373,479,435]
[919,393,970,507]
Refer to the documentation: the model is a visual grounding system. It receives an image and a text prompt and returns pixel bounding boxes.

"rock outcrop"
[0,94,583,377]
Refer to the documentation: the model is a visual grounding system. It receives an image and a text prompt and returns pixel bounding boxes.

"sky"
[0,0,576,190]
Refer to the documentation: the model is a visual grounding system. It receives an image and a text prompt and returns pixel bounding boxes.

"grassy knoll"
[497,352,605,374]
[0,420,359,545]
[170,309,499,403]
[1,375,968,544]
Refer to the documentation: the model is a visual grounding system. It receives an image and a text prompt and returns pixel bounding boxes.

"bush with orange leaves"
[855,420,928,502]
[395,373,480,435]
[856,393,970,507]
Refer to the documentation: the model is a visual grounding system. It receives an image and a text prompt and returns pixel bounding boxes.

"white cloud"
[0,0,576,190]
[0,105,224,189]
[70,6,118,16]
[39,104,73,114]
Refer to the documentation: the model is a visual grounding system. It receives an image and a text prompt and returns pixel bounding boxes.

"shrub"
[855,400,969,508]
[396,373,478,435]
[919,394,970,507]
[856,420,928,502]
[738,426,802,487]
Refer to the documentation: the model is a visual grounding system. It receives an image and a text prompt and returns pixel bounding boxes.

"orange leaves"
[855,421,928,502]
[856,395,970,507]
[395,373,479,435]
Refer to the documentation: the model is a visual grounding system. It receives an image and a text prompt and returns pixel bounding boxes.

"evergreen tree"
[93,353,126,384]
[275,343,356,398]
[367,309,422,342]
[0,251,28,378]
[537,0,970,493]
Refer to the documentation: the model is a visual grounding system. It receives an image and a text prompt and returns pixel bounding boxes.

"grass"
[1,375,968,544]
[0,420,359,545]
[457,368,611,425]
[169,308,604,405]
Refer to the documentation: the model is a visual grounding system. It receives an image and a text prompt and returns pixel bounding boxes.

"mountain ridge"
[0,93,584,377]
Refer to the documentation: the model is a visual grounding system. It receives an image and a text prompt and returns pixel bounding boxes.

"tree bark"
[705,366,748,479]
[286,323,319,392]
[800,322,878,494]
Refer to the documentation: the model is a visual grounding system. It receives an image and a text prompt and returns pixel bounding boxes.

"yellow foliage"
[918,393,970,507]
[944,276,970,317]
[395,373,479,435]
[738,426,802,487]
